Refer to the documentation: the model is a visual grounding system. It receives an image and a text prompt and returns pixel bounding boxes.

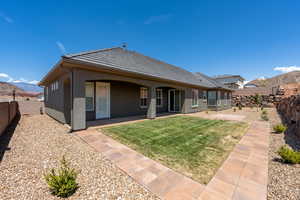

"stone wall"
[232,94,282,107]
[276,95,300,137]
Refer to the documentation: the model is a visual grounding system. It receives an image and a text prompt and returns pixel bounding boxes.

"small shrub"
[44,156,79,198]
[261,110,269,121]
[238,104,242,110]
[262,110,267,115]
[233,108,236,112]
[278,145,300,164]
[273,124,287,133]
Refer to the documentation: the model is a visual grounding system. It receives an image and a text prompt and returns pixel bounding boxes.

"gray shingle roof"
[64,47,226,89]
[194,72,232,90]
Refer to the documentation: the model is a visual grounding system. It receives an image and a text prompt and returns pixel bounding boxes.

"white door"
[96,82,110,119]
[168,89,181,112]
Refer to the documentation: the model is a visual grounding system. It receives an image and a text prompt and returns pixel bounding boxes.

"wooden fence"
[0,101,19,136]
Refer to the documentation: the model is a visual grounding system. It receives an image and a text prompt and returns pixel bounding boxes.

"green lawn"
[101,116,248,184]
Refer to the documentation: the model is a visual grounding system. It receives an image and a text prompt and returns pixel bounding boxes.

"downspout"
[70,69,74,133]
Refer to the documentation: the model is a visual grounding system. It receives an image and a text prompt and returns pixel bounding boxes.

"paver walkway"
[76,119,269,200]
[187,113,246,122]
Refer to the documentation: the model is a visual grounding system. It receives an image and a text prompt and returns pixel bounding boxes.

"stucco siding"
[44,67,231,131]
[44,76,66,124]
[111,81,148,118]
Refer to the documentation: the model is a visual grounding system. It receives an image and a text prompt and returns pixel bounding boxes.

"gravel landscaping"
[268,109,300,200]
[0,115,159,200]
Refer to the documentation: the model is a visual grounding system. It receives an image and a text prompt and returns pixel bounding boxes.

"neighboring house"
[212,75,245,89]
[39,47,232,131]
[244,83,258,88]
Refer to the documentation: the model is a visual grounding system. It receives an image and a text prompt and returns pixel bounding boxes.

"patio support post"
[71,69,86,131]
[182,88,192,114]
[147,86,156,119]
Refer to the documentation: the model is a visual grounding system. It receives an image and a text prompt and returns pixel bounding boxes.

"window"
[208,91,217,106]
[45,87,48,101]
[192,89,198,107]
[55,81,59,90]
[85,82,94,111]
[202,90,207,102]
[140,87,148,108]
[156,89,163,107]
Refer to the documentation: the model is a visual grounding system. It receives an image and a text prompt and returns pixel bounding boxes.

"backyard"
[102,116,249,184]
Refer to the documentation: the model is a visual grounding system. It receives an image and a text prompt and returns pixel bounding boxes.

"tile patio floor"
[76,115,269,200]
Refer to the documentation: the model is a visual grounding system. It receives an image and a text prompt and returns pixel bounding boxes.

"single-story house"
[212,75,245,89]
[39,47,233,131]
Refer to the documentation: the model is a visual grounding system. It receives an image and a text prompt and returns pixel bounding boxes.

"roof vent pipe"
[121,42,127,49]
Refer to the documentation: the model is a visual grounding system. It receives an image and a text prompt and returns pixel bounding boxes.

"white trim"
[96,82,110,119]
[85,82,95,112]
[156,88,163,107]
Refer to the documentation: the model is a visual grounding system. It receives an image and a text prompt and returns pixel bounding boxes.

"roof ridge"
[195,72,224,88]
[64,47,121,58]
[126,49,193,74]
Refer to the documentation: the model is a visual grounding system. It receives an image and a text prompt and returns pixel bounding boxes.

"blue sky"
[1,0,300,84]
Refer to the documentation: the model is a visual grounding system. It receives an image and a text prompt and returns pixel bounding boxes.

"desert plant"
[44,156,79,198]
[261,110,269,121]
[238,104,242,110]
[273,124,287,133]
[278,145,300,164]
[233,108,236,112]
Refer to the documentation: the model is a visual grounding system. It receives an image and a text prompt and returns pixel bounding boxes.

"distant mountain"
[249,71,300,87]
[0,81,24,94]
[10,82,43,93]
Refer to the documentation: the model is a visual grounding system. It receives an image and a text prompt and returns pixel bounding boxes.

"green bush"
[238,104,242,110]
[273,124,287,133]
[261,111,269,121]
[278,145,300,164]
[261,110,267,115]
[44,156,79,198]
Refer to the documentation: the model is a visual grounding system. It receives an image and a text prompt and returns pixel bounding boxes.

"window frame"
[202,90,207,102]
[191,89,199,107]
[156,88,163,107]
[140,87,148,108]
[85,82,95,112]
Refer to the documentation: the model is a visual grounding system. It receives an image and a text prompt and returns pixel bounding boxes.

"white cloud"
[274,66,300,73]
[257,76,266,80]
[144,14,173,25]
[0,12,13,23]
[28,80,39,84]
[0,73,10,78]
[0,73,38,84]
[0,73,13,82]
[56,41,66,54]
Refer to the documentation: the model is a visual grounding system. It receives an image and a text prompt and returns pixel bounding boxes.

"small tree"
[44,156,79,198]
[253,94,262,111]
